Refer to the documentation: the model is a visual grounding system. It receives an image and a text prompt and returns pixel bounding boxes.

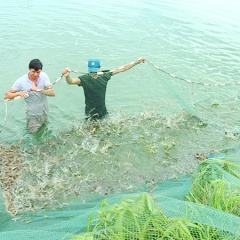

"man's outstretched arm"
[62,67,81,85]
[110,57,145,76]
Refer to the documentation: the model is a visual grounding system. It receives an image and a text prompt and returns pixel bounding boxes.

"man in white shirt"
[4,59,55,133]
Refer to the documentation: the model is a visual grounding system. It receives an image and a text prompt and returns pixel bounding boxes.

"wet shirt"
[78,72,112,118]
[12,72,51,117]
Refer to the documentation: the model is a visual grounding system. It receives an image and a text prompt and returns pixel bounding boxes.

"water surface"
[0,0,240,212]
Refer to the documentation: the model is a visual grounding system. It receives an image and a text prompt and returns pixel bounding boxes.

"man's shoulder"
[16,73,28,81]
[101,71,112,80]
[12,73,29,90]
[80,73,94,81]
[39,72,50,84]
[14,74,28,85]
[77,73,88,86]
[39,71,49,78]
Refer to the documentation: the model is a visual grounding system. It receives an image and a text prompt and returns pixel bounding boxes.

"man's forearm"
[120,60,139,72]
[66,75,73,84]
[41,88,55,96]
[111,57,145,75]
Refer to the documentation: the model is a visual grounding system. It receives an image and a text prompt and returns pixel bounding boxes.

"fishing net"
[1,59,240,239]
[1,110,240,239]
[0,160,239,240]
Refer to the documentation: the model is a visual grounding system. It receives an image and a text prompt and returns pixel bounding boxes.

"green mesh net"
[1,154,240,239]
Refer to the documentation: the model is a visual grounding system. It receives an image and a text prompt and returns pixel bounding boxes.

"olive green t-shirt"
[78,72,112,118]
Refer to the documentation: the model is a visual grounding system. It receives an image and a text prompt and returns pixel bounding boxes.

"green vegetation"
[72,158,240,240]
[186,158,240,216]
[73,193,232,240]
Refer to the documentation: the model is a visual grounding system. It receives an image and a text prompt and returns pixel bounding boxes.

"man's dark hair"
[29,59,43,71]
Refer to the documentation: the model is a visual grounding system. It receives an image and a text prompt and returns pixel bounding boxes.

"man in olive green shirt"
[62,57,145,120]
